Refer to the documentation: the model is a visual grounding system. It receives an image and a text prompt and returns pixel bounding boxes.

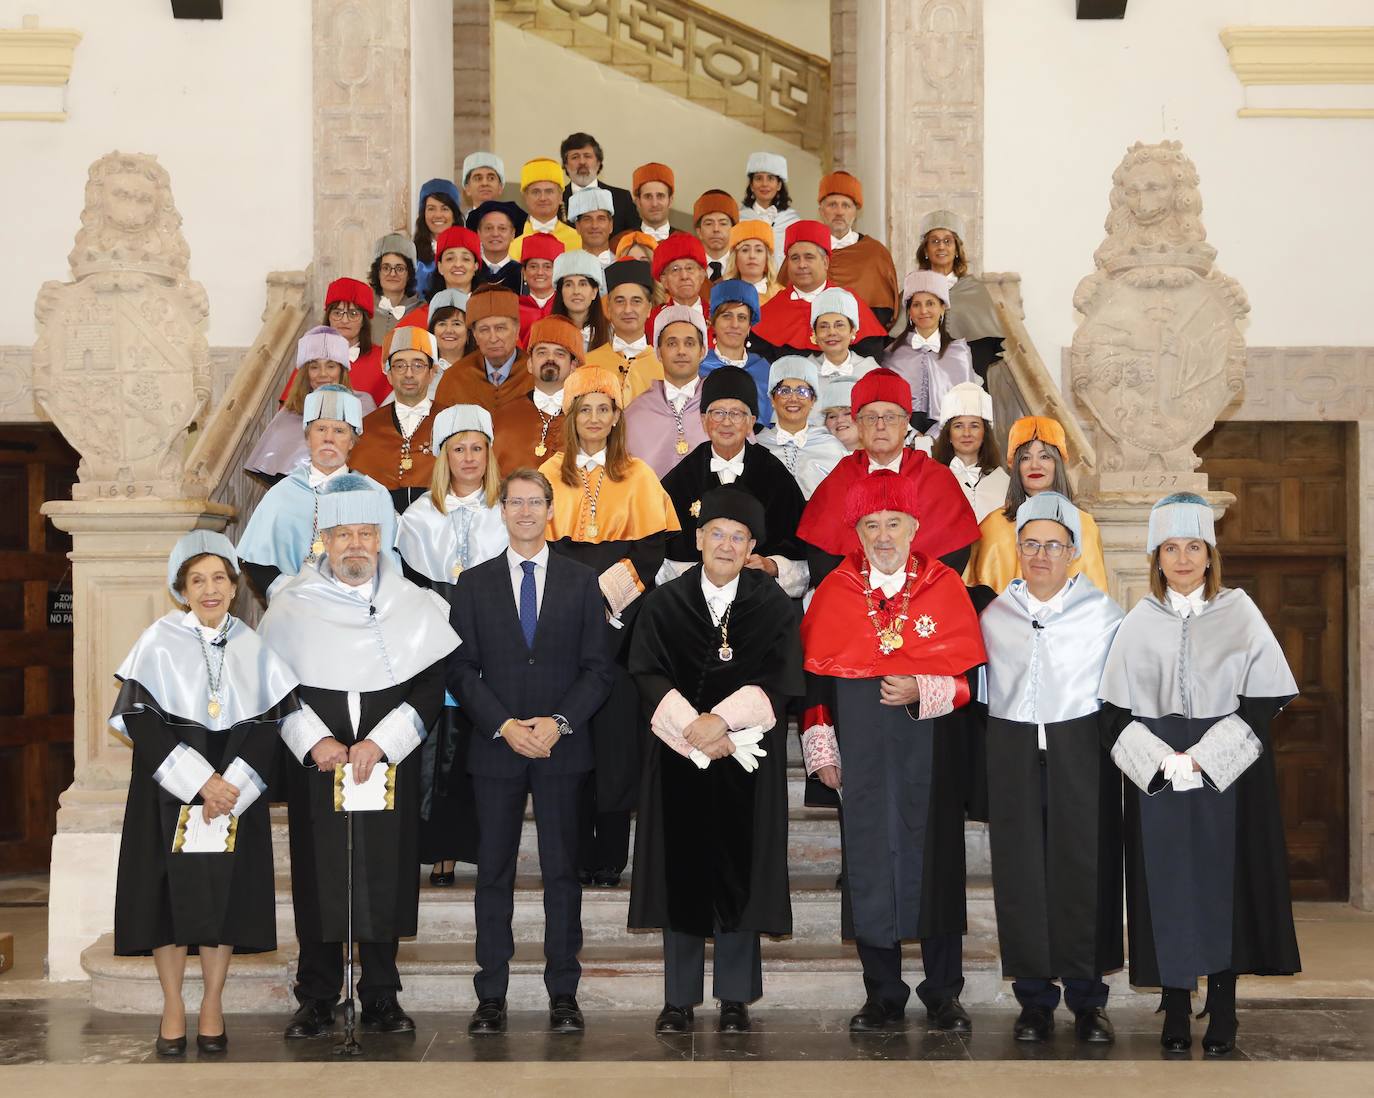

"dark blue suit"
[448,548,613,1001]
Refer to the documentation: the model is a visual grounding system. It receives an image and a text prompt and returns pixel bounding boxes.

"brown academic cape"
[349,404,440,507]
[433,348,533,413]
[491,392,565,475]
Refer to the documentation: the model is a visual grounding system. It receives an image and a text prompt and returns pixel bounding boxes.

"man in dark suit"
[448,468,614,1035]
[560,131,637,237]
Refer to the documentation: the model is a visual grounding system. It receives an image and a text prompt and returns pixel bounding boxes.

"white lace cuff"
[801,723,841,777]
[710,685,776,732]
[280,704,335,765]
[152,743,216,804]
[770,555,810,599]
[1187,713,1263,792]
[366,702,426,764]
[915,674,957,721]
[222,757,268,817]
[1111,720,1174,793]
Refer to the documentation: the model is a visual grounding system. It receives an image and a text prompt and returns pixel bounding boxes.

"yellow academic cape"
[582,345,664,410]
[965,507,1110,593]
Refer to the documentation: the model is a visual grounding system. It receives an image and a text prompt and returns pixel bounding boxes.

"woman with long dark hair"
[413,178,461,291]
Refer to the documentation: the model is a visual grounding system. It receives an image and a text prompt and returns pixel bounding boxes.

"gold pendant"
[879,629,904,653]
[400,456,414,471]
[587,521,599,538]
[451,563,463,578]
[718,645,734,662]
[207,699,221,719]
[534,443,547,457]
[689,500,701,518]
[676,438,690,455]
[311,538,325,556]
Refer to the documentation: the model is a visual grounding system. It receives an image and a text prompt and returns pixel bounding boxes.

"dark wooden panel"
[1077,0,1128,17]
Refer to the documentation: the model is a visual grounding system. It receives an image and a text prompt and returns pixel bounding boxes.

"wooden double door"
[1198,421,1347,901]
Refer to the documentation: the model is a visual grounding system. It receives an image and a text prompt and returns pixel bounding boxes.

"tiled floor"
[2,998,1373,1065]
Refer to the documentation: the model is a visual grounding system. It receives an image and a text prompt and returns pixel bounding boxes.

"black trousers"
[856,933,964,1012]
[473,769,584,1001]
[295,938,400,1006]
[577,777,632,873]
[662,927,763,1009]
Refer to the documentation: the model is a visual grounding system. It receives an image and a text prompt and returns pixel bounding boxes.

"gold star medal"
[689,500,701,518]
[534,444,547,457]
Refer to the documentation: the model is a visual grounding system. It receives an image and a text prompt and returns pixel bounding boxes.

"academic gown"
[371,294,425,350]
[979,578,1126,980]
[882,335,977,431]
[349,403,443,513]
[279,346,390,408]
[246,404,377,487]
[946,459,1011,525]
[235,466,399,599]
[965,507,1109,594]
[1100,589,1301,989]
[660,440,806,568]
[627,566,805,937]
[581,345,663,409]
[433,348,533,413]
[110,614,299,955]
[622,382,708,478]
[757,424,848,498]
[260,557,458,942]
[750,283,888,364]
[472,261,522,294]
[827,235,901,330]
[801,554,986,945]
[700,349,774,428]
[797,449,981,582]
[539,452,682,811]
[491,393,565,475]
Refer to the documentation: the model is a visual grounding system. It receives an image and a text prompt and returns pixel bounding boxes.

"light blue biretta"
[167,530,239,605]
[302,384,363,434]
[428,289,470,325]
[820,377,857,411]
[433,404,494,451]
[1146,491,1215,553]
[1015,491,1082,559]
[317,474,392,530]
[768,355,820,395]
[569,188,615,220]
[553,249,607,294]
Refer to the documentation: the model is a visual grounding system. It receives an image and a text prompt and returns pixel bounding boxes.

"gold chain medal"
[879,629,904,653]
[676,438,690,456]
[534,443,547,458]
[450,562,463,579]
[207,699,221,719]
[310,538,325,557]
[400,456,414,471]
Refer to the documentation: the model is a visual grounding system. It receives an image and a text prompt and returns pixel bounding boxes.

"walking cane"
[335,805,363,1057]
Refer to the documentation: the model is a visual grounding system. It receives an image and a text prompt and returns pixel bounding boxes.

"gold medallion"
[534,444,547,457]
[207,699,221,719]
[451,563,463,578]
[311,538,325,556]
[880,629,904,652]
[718,645,734,662]
[676,439,690,455]
[400,456,414,471]
[689,500,701,518]
[587,521,599,538]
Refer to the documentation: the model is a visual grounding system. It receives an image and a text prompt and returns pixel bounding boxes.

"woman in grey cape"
[1101,492,1300,1056]
[110,531,299,1056]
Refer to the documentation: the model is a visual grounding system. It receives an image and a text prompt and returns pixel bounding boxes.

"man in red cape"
[800,470,985,1035]
[797,367,980,581]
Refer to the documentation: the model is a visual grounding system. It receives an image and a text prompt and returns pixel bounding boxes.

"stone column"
[313,0,412,293]
[882,0,984,278]
[452,0,492,162]
[829,0,857,171]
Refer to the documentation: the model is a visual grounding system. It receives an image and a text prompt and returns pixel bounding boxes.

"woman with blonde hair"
[538,366,679,887]
[723,220,782,307]
[395,404,509,885]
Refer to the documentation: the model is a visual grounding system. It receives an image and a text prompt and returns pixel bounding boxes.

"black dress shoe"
[927,997,972,1034]
[1158,987,1192,1052]
[591,868,622,888]
[577,869,594,886]
[549,994,584,1033]
[718,1000,751,1032]
[468,997,507,1035]
[429,867,455,887]
[849,999,904,1033]
[284,1000,335,1040]
[655,1003,693,1034]
[1074,1007,1114,1043]
[361,997,415,1033]
[196,1029,229,1054]
[155,1032,187,1057]
[1013,1004,1054,1042]
[1202,1012,1238,1057]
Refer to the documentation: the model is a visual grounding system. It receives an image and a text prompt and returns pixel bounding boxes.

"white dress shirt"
[529,291,554,309]
[831,230,860,250]
[641,222,671,242]
[394,397,431,437]
[348,345,361,364]
[528,216,561,234]
[532,388,564,416]
[1024,576,1076,749]
[867,452,903,474]
[790,282,826,304]
[326,572,377,735]
[868,566,907,600]
[701,572,740,620]
[308,463,351,489]
[709,448,746,485]
[820,351,858,378]
[664,377,700,409]
[1167,585,1209,618]
[377,297,406,320]
[506,543,550,616]
[613,334,647,358]
[714,350,749,368]
[593,249,614,267]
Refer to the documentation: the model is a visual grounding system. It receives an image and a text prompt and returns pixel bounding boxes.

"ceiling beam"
[1077,0,1128,18]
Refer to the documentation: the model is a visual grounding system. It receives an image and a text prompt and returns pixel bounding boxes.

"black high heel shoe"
[196,1029,229,1054]
[1200,971,1238,1056]
[429,863,456,886]
[1158,987,1192,1053]
[155,1031,187,1057]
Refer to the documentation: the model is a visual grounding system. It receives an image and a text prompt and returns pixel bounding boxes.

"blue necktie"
[519,560,538,649]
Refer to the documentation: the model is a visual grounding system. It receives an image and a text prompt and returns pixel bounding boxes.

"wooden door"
[0,426,78,873]
[1197,421,1348,900]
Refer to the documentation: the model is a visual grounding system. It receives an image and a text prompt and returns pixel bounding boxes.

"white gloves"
[686,726,767,773]
[1160,752,1204,791]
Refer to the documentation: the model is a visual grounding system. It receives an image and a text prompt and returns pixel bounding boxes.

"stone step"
[88,933,1163,1014]
[270,872,1001,945]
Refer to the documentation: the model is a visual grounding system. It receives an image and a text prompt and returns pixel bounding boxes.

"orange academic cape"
[433,348,533,413]
[348,404,440,492]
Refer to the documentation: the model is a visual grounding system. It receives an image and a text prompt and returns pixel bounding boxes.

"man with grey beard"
[259,475,460,1040]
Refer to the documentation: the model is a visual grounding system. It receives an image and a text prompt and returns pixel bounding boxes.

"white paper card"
[178,807,232,853]
[340,762,390,811]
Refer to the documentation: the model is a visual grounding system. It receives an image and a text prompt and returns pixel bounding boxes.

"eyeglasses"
[856,412,908,427]
[706,408,752,424]
[1018,539,1071,559]
[379,262,409,276]
[772,385,816,400]
[389,361,431,374]
[705,528,751,547]
[925,234,957,248]
[663,262,702,278]
[503,497,550,510]
[329,304,362,319]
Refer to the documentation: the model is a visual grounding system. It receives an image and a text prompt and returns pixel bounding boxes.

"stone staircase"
[80,737,1149,1013]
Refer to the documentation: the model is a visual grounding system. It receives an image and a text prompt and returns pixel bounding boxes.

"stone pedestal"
[40,498,233,980]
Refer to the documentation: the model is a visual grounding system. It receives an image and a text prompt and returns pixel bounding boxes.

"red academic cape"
[279,345,390,407]
[751,281,887,354]
[802,552,985,681]
[797,448,981,562]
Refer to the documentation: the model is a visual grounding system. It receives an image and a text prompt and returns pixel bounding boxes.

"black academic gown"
[660,442,806,566]
[285,666,445,942]
[627,567,805,938]
[114,685,293,955]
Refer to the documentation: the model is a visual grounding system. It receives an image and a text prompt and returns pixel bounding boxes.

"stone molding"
[883,0,983,280]
[1219,26,1374,119]
[0,15,81,122]
[453,0,493,162]
[829,0,857,171]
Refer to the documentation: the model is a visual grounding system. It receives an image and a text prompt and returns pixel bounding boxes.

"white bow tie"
[378,298,405,320]
[533,389,563,416]
[613,336,647,358]
[820,359,853,378]
[664,380,697,407]
[643,223,670,242]
[775,427,808,448]
[909,330,942,354]
[349,345,360,364]
[529,217,559,233]
[709,453,745,484]
[869,568,906,600]
[576,450,607,470]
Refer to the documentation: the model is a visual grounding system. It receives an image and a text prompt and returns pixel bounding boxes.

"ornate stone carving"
[31,152,211,500]
[1070,141,1249,493]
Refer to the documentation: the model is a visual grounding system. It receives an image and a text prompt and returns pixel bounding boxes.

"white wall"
[491,19,821,218]
[984,0,1374,379]
[0,0,312,346]
[412,0,455,192]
